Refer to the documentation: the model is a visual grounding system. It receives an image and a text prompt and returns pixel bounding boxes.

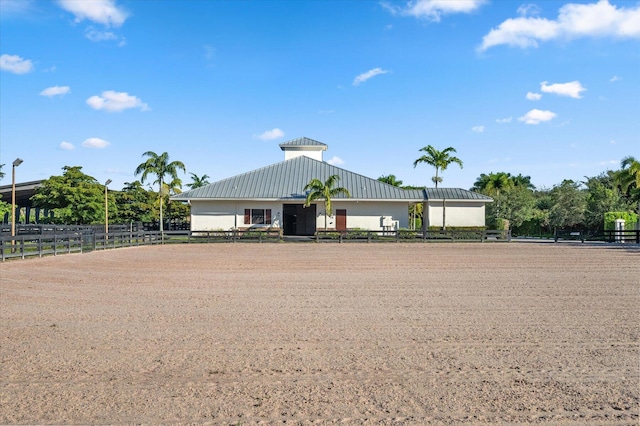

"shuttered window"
[244,209,272,225]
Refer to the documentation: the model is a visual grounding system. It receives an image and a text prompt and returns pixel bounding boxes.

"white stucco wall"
[314,201,410,230]
[189,199,486,231]
[283,149,324,161]
[189,200,284,230]
[189,200,414,231]
[424,201,486,228]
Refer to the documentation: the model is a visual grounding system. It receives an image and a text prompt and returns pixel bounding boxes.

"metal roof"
[425,188,493,201]
[173,156,490,202]
[279,137,328,150]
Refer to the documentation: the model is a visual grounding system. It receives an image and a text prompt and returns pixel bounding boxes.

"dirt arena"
[1,242,638,424]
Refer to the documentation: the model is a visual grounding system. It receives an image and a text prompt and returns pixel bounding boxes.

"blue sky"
[1,0,638,191]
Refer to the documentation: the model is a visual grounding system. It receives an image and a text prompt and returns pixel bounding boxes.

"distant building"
[172,137,491,235]
[0,180,46,224]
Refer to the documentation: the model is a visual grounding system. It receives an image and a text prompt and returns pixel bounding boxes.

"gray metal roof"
[174,156,424,201]
[279,137,328,150]
[173,156,491,202]
[425,188,493,201]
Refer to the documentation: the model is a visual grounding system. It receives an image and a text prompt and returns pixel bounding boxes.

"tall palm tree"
[186,172,210,189]
[413,145,463,188]
[162,177,183,230]
[304,175,351,230]
[134,151,186,235]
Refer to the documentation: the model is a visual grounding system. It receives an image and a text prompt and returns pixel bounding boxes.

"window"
[244,209,272,225]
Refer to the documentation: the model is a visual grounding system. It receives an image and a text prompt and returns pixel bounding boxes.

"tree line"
[1,147,638,235]
[0,151,210,229]
[388,146,640,235]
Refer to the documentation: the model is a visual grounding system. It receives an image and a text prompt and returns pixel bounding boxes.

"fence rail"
[314,229,511,243]
[554,229,640,243]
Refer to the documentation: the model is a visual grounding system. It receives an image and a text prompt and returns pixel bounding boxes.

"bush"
[604,212,638,230]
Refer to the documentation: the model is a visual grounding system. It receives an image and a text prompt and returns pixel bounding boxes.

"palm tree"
[617,156,640,217]
[378,174,403,187]
[186,172,210,189]
[162,177,183,230]
[473,172,513,196]
[0,164,5,181]
[134,151,186,236]
[413,145,463,188]
[511,174,535,190]
[304,175,351,231]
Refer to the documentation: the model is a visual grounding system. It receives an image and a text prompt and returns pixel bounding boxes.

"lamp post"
[104,179,112,237]
[11,158,23,252]
[11,158,23,246]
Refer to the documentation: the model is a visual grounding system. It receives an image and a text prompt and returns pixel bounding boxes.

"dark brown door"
[336,209,347,231]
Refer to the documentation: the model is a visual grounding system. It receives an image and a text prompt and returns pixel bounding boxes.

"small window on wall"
[244,209,272,225]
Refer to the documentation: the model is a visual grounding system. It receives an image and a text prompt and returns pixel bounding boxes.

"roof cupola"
[279,137,327,161]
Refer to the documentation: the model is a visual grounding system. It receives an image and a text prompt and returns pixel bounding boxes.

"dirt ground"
[1,242,638,424]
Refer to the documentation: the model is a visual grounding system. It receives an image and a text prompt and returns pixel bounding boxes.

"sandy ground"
[0,242,638,425]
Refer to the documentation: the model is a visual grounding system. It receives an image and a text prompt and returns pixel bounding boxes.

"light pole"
[104,179,112,237]
[11,158,23,245]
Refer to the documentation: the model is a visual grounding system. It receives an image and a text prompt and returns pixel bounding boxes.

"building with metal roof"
[172,137,491,235]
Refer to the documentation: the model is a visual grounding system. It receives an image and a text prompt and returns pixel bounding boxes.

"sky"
[1,0,639,192]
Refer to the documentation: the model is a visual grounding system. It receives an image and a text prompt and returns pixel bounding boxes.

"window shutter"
[266,209,272,224]
[244,209,251,224]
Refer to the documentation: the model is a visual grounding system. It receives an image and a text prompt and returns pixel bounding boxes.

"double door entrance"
[282,204,347,236]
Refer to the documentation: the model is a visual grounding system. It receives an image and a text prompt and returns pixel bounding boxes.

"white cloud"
[353,67,389,86]
[479,0,640,51]
[59,141,75,150]
[82,137,110,149]
[519,109,557,125]
[57,0,128,27]
[255,128,285,141]
[0,0,34,16]
[610,140,616,144]
[84,27,125,45]
[517,4,541,17]
[383,0,487,22]
[0,54,33,74]
[472,125,485,133]
[526,91,542,100]
[86,91,149,112]
[327,156,345,166]
[540,80,586,98]
[609,75,621,82]
[40,86,70,97]
[496,117,512,124]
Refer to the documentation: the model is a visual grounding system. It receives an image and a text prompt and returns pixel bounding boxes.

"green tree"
[549,180,587,229]
[486,185,537,230]
[472,172,513,196]
[31,166,110,224]
[511,173,535,190]
[112,181,156,224]
[0,164,5,181]
[186,172,210,189]
[616,156,640,217]
[413,146,463,188]
[163,177,184,228]
[304,175,351,230]
[583,173,628,229]
[134,151,186,234]
[377,174,403,187]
